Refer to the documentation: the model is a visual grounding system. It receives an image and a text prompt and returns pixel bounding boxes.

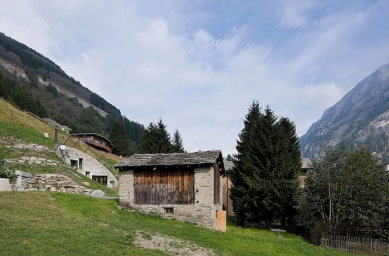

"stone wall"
[119,166,223,229]
[12,172,105,196]
[2,144,107,196]
[6,143,49,151]
[5,156,62,167]
[119,169,134,205]
[22,173,82,193]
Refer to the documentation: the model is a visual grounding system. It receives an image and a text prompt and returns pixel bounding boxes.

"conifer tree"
[139,119,173,153]
[225,154,233,161]
[172,129,185,153]
[230,101,263,224]
[109,121,132,156]
[139,122,158,153]
[274,117,301,225]
[229,102,301,225]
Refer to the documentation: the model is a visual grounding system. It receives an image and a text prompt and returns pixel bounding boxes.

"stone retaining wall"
[5,156,62,166]
[6,143,49,151]
[20,173,105,196]
[0,171,105,196]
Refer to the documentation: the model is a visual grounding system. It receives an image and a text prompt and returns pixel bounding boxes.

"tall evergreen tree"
[230,101,263,224]
[229,102,301,225]
[274,117,301,225]
[172,129,185,153]
[109,121,132,156]
[139,119,173,153]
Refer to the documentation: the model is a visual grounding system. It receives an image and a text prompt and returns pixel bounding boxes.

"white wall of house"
[56,146,118,188]
[119,166,223,229]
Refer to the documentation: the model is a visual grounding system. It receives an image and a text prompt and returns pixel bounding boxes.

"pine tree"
[109,121,132,156]
[139,122,158,153]
[139,119,173,154]
[230,101,263,224]
[229,102,301,225]
[274,117,301,225]
[172,129,185,153]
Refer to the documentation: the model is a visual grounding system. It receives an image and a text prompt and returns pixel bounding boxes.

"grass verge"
[0,192,355,256]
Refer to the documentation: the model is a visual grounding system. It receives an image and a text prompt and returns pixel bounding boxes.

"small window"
[164,207,174,214]
[79,158,83,170]
[70,160,78,169]
[94,138,101,144]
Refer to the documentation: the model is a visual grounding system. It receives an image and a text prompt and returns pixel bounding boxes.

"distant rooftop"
[302,158,312,169]
[70,133,114,147]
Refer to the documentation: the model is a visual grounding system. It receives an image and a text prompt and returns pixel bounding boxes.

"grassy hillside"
[0,192,355,256]
[0,98,120,196]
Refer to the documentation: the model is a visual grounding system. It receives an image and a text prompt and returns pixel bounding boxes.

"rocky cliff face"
[0,54,108,117]
[300,63,389,161]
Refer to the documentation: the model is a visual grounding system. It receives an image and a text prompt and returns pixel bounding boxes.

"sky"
[1,0,389,155]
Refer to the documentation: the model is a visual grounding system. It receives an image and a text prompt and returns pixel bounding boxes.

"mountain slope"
[0,32,144,153]
[300,63,389,161]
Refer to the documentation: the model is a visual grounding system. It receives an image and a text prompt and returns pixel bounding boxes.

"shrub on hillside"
[0,160,18,184]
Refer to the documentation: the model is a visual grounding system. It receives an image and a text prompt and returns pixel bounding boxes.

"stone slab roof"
[115,150,224,170]
[223,160,234,172]
[302,158,312,169]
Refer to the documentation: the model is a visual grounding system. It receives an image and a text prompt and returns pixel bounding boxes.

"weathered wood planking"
[134,167,195,205]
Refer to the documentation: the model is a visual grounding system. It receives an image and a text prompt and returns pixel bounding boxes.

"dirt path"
[134,230,216,255]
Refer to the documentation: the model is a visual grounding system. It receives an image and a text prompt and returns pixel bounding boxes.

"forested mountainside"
[0,32,144,153]
[300,63,389,162]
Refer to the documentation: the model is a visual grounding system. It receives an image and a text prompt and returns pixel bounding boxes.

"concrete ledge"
[0,178,14,191]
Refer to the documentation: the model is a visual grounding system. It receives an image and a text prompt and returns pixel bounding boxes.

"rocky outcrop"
[0,56,108,117]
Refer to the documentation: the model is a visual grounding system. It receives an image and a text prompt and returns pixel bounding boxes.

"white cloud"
[280,0,314,28]
[303,82,345,111]
[0,1,56,58]
[287,11,365,76]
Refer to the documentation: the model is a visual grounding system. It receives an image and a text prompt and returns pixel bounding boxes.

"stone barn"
[114,150,226,230]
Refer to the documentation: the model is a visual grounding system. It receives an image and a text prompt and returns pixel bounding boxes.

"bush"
[0,160,18,184]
